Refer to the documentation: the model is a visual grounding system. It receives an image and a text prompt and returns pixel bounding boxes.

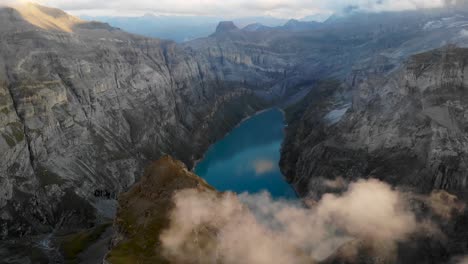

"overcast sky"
[30,0,446,18]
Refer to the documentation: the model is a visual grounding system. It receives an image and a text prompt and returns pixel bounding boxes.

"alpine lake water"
[194,108,296,199]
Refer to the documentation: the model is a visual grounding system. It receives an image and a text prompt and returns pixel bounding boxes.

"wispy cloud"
[160,179,447,263]
[252,159,275,175]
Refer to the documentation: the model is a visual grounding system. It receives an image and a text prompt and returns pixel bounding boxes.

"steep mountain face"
[281,46,468,198]
[276,9,468,199]
[0,4,291,238]
[280,45,468,263]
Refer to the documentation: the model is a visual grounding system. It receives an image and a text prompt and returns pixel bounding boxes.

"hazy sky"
[30,0,445,18]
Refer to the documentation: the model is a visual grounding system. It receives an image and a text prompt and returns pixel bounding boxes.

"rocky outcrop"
[214,21,239,34]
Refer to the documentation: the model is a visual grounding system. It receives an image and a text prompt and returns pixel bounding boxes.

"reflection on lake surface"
[195,109,296,199]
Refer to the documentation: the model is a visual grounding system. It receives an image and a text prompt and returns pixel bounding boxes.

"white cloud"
[0,0,24,6]
[252,159,275,175]
[22,0,446,18]
[160,179,442,263]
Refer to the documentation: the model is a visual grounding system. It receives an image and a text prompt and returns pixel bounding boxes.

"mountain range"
[3,1,468,263]
[80,14,289,42]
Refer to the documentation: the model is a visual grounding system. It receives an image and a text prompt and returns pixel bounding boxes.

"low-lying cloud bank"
[160,179,454,264]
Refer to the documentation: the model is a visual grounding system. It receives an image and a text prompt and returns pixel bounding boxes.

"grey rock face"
[215,21,239,33]
[4,2,468,240]
[0,5,288,237]
[281,46,468,198]
[279,45,468,263]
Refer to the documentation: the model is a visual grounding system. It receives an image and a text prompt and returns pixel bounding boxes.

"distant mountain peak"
[215,21,239,33]
[285,18,300,24]
[242,22,272,32]
[282,19,321,31]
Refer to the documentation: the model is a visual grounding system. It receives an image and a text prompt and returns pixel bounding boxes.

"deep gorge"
[3,2,468,263]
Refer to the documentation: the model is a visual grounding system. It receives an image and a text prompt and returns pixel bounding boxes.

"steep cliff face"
[0,4,288,237]
[281,46,468,198]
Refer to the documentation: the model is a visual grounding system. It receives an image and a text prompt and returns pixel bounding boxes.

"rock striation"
[280,46,468,263]
[0,3,287,238]
[281,46,468,198]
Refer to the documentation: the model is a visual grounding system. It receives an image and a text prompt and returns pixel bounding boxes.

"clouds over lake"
[252,159,276,175]
[160,179,445,263]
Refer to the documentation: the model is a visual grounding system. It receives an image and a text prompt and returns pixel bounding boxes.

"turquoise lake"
[194,108,296,199]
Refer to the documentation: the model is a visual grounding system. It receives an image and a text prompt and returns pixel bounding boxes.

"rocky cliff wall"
[281,46,468,198]
[0,5,289,237]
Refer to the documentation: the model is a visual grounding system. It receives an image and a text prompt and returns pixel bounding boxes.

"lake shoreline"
[191,107,278,172]
[192,108,296,199]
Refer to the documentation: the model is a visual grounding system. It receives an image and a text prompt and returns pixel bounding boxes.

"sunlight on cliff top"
[8,1,83,32]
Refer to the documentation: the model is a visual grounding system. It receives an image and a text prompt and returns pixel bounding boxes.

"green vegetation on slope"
[106,156,215,264]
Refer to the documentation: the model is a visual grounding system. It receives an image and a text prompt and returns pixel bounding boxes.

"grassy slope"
[106,156,215,264]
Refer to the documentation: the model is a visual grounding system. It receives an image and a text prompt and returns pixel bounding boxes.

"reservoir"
[194,108,296,199]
